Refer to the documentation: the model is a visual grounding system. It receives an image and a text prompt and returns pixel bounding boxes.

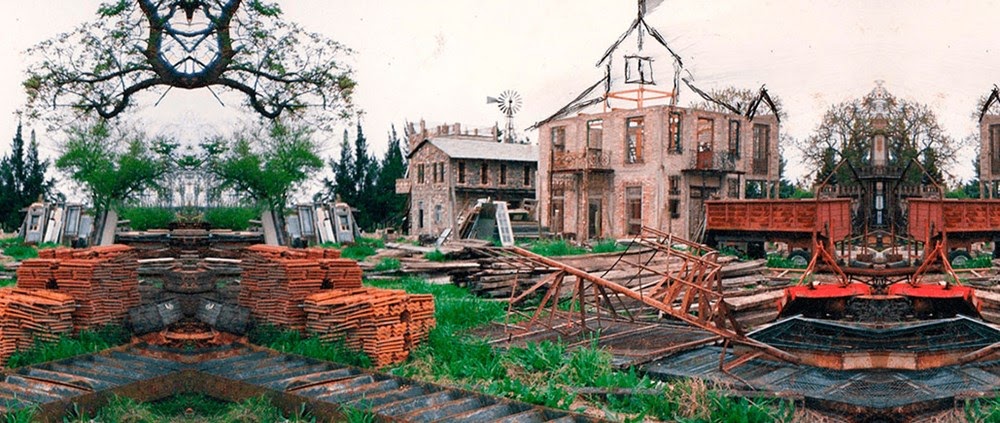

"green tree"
[201,121,323,216]
[327,129,357,206]
[352,121,380,230]
[0,124,53,231]
[799,85,958,186]
[56,120,176,237]
[372,125,408,228]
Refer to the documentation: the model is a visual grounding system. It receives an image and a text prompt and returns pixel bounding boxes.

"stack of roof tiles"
[18,245,141,331]
[0,288,76,365]
[303,287,436,367]
[239,246,343,330]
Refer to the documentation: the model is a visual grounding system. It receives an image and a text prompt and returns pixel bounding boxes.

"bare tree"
[22,0,355,124]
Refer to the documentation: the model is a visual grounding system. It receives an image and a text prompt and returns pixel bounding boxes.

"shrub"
[118,207,176,230]
[204,206,259,231]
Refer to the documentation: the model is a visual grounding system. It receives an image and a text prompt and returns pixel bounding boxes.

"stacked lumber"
[303,288,436,367]
[17,246,140,331]
[0,288,75,365]
[239,245,331,330]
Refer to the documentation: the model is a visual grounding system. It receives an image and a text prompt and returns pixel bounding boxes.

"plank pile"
[303,287,435,367]
[18,245,140,331]
[0,288,75,365]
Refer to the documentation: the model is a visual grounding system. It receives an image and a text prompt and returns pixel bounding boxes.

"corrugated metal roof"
[411,138,538,162]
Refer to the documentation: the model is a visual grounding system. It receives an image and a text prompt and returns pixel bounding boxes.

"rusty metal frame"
[503,227,799,365]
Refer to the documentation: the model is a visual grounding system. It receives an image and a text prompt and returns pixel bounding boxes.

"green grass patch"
[590,238,626,254]
[62,393,317,422]
[528,239,587,257]
[374,257,401,271]
[767,253,807,269]
[248,324,372,368]
[118,206,176,230]
[2,244,37,261]
[341,244,376,261]
[424,249,447,262]
[204,206,260,231]
[954,254,994,269]
[6,325,131,368]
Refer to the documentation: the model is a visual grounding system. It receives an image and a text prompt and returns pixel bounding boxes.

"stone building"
[537,106,779,241]
[398,122,537,237]
[532,1,780,241]
[980,90,1000,198]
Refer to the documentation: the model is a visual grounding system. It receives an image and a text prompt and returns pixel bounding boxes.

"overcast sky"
[3,0,1000,188]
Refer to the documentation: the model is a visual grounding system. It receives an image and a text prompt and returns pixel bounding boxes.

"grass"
[967,397,1000,423]
[373,257,401,271]
[118,207,176,231]
[326,237,385,261]
[424,249,447,262]
[954,254,995,269]
[248,324,373,368]
[6,325,131,368]
[57,393,317,422]
[204,206,261,231]
[528,239,587,257]
[767,253,807,269]
[590,239,627,254]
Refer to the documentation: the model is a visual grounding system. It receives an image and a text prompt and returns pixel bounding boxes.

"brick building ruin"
[398,121,537,238]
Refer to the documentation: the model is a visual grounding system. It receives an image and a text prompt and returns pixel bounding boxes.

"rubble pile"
[0,288,76,365]
[18,245,140,330]
[303,287,436,367]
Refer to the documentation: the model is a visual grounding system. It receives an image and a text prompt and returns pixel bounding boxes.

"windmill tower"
[487,90,523,143]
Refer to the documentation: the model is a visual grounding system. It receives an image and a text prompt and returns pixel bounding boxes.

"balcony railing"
[688,151,736,172]
[552,150,613,172]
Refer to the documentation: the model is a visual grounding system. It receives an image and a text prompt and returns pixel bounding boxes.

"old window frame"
[480,162,489,185]
[668,112,682,154]
[457,161,466,184]
[625,116,644,164]
[626,186,643,235]
[753,123,770,174]
[587,119,603,150]
[728,120,741,159]
[551,126,566,152]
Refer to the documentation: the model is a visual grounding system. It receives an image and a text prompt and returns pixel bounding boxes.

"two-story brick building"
[537,106,779,241]
[398,122,537,237]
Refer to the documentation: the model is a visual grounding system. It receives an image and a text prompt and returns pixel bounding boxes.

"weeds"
[954,255,994,269]
[967,397,1000,423]
[590,239,625,254]
[2,243,37,261]
[6,325,130,368]
[529,239,587,257]
[767,253,807,269]
[424,249,447,262]
[373,257,401,271]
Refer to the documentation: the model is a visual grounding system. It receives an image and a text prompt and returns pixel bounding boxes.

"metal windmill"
[487,90,522,143]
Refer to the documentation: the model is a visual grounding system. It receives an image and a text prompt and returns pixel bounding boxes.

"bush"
[118,207,175,230]
[204,207,259,231]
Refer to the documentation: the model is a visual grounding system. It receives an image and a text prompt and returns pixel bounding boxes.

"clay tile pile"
[17,245,140,331]
[319,259,363,290]
[239,245,327,331]
[303,287,436,367]
[0,288,76,365]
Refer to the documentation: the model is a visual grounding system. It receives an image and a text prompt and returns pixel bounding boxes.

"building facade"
[537,106,779,241]
[399,122,538,237]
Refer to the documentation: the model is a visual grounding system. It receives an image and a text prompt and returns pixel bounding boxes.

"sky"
[3,0,1000,191]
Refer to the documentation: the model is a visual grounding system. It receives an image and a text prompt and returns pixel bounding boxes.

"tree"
[201,121,323,215]
[0,124,54,232]
[56,119,177,232]
[327,129,356,206]
[372,125,407,228]
[23,1,355,125]
[798,85,960,186]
